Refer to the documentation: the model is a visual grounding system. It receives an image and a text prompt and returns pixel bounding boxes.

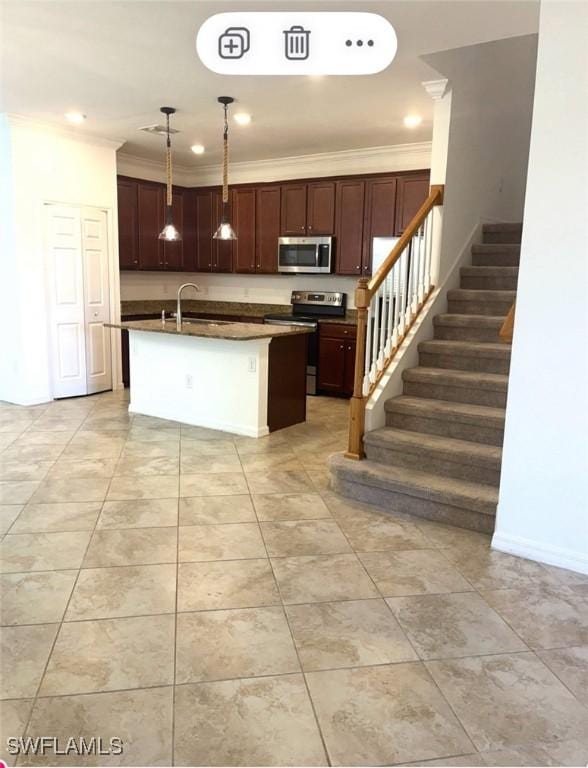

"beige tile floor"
[1,391,587,766]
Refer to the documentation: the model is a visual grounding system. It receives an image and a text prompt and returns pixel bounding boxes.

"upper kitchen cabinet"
[335,180,366,276]
[280,184,307,235]
[361,177,398,275]
[306,181,335,235]
[212,190,234,272]
[117,177,139,269]
[395,173,430,235]
[162,188,185,270]
[233,187,257,273]
[195,189,214,272]
[255,185,280,273]
[137,181,164,269]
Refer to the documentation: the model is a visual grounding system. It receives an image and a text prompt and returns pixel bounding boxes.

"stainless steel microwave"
[278,237,333,274]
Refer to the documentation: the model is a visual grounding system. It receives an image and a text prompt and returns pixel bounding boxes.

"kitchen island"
[107,318,312,437]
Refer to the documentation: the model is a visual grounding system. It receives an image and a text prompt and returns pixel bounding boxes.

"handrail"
[499,302,515,342]
[345,184,444,460]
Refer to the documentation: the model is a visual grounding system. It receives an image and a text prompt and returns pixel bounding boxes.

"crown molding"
[117,141,432,187]
[4,113,125,150]
[422,79,450,101]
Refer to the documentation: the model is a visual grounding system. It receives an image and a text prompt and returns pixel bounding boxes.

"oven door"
[278,238,332,274]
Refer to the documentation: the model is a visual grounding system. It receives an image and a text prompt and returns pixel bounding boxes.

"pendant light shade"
[213,96,237,241]
[158,106,182,242]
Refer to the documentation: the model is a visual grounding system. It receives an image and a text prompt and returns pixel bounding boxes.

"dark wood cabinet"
[362,177,398,276]
[162,189,184,270]
[396,174,430,235]
[255,186,280,273]
[117,178,139,269]
[318,323,358,397]
[195,190,213,272]
[307,181,335,235]
[137,182,164,269]
[281,184,307,235]
[212,191,234,272]
[233,188,257,273]
[335,180,366,276]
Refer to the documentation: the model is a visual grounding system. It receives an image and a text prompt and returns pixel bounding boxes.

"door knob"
[93,312,98,317]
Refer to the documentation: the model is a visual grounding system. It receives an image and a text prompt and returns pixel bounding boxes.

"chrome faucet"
[176,283,200,330]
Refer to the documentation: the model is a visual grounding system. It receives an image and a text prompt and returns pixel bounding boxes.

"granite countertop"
[120,300,358,325]
[107,318,314,341]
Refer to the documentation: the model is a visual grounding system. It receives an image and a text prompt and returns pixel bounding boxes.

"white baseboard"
[128,402,269,438]
[492,532,588,575]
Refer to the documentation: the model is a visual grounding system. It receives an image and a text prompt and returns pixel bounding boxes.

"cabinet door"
[363,177,398,276]
[117,178,139,270]
[163,189,184,270]
[195,190,213,272]
[343,341,357,397]
[233,188,257,273]
[395,174,430,235]
[212,190,234,272]
[335,180,365,276]
[255,186,280,273]
[181,189,197,272]
[318,337,346,393]
[137,182,164,269]
[281,184,307,235]
[307,181,335,235]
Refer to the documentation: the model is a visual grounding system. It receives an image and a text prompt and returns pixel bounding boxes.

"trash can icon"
[283,25,311,60]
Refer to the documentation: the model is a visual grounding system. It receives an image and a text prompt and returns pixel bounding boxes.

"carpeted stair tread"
[364,427,502,470]
[403,366,509,391]
[418,340,512,359]
[385,396,505,426]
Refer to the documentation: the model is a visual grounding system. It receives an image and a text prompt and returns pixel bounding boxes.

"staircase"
[330,222,521,534]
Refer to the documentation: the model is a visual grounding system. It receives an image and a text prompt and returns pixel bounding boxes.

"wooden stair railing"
[345,184,445,460]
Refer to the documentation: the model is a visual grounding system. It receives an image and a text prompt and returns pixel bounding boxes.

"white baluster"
[391,260,400,349]
[419,218,427,303]
[424,210,434,291]
[377,283,387,370]
[399,248,409,336]
[363,300,374,395]
[410,234,419,317]
[385,265,394,357]
[370,289,380,382]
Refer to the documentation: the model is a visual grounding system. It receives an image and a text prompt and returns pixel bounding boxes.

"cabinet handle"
[340,344,344,350]
[300,226,305,231]
[356,265,361,270]
[308,225,313,231]
[348,346,352,351]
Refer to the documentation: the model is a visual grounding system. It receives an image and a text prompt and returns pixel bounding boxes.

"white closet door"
[45,204,87,398]
[81,208,112,394]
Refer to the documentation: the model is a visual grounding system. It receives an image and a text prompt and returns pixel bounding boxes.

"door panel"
[163,189,185,270]
[212,191,234,272]
[335,181,365,276]
[233,188,256,273]
[318,337,345,393]
[307,181,335,235]
[255,186,280,273]
[137,182,164,269]
[81,208,112,395]
[116,178,139,269]
[195,190,213,272]
[45,204,87,398]
[363,177,398,276]
[281,184,307,235]
[395,174,430,235]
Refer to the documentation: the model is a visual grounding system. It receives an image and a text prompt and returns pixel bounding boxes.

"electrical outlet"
[248,357,257,373]
[185,374,193,389]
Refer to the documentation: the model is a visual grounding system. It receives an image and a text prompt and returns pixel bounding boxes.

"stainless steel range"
[264,291,347,395]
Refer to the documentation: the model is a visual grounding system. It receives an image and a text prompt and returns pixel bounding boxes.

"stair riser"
[460,276,518,290]
[386,411,504,446]
[331,475,495,533]
[418,351,510,375]
[483,231,522,245]
[472,252,520,267]
[364,444,501,486]
[433,326,503,343]
[402,381,507,408]
[448,299,512,316]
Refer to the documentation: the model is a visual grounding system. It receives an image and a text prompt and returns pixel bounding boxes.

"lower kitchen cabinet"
[318,323,357,397]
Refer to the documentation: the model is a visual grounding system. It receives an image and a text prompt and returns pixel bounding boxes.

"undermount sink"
[178,318,232,327]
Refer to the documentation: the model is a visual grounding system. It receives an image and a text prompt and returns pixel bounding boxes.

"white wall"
[493,1,588,574]
[424,34,537,281]
[0,115,122,405]
[118,141,432,307]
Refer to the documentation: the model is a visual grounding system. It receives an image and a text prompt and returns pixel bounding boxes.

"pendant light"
[213,96,237,241]
[158,106,181,242]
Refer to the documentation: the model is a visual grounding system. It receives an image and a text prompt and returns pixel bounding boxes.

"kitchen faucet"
[176,283,200,330]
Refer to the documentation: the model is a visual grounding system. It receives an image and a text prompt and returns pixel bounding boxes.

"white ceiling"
[1,0,539,167]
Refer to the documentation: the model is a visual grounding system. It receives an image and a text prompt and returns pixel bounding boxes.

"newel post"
[345,278,370,460]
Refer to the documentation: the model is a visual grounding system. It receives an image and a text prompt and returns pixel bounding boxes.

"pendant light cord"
[166,112,172,208]
[222,103,229,205]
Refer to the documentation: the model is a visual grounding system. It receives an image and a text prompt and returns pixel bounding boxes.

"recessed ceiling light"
[65,112,86,124]
[190,144,205,155]
[234,113,251,126]
[403,115,422,128]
